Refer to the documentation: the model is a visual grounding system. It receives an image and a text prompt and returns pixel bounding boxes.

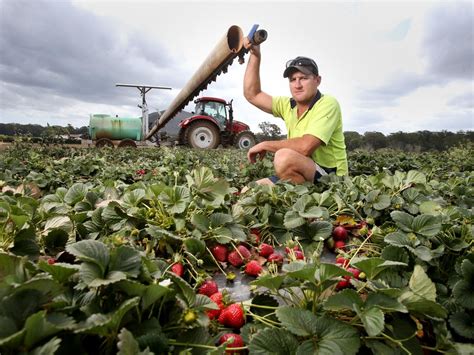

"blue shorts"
[268,165,337,184]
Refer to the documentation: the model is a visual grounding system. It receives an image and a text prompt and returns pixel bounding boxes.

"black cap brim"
[283,65,315,78]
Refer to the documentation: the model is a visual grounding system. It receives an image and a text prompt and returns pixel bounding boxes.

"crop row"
[0,143,472,354]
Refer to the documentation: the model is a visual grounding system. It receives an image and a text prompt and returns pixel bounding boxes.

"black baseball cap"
[283,56,319,78]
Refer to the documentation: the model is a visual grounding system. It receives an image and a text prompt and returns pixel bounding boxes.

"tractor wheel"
[95,138,114,148]
[185,121,220,149]
[117,139,137,148]
[234,130,256,149]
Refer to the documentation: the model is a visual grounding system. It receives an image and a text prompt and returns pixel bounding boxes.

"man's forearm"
[244,53,262,102]
[260,136,320,157]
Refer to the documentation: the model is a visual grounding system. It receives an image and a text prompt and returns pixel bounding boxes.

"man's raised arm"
[243,40,273,114]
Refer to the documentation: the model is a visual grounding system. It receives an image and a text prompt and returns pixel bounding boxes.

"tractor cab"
[178,96,256,149]
[194,98,228,129]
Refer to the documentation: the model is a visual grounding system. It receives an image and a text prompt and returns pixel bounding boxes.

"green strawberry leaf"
[384,231,417,248]
[315,263,352,283]
[163,186,191,214]
[453,259,474,309]
[109,246,142,278]
[309,220,333,241]
[373,194,391,210]
[365,293,408,313]
[355,305,384,337]
[75,297,139,337]
[251,274,285,291]
[23,311,74,349]
[190,213,209,232]
[284,210,306,229]
[276,306,318,336]
[38,261,79,284]
[64,183,88,205]
[183,238,205,256]
[66,240,110,274]
[30,337,62,355]
[411,214,441,237]
[117,327,141,355]
[353,258,406,280]
[405,170,426,185]
[324,289,362,311]
[248,328,299,355]
[390,211,414,232]
[408,265,436,302]
[169,274,195,307]
[141,284,169,311]
[283,261,317,281]
[449,312,474,340]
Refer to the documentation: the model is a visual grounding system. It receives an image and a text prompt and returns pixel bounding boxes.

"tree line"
[344,130,474,152]
[257,122,473,152]
[0,123,89,139]
[1,122,473,151]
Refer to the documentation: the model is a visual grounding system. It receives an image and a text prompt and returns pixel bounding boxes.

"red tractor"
[178,97,256,149]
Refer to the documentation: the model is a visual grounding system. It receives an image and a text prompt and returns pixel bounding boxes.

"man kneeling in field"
[242,39,348,187]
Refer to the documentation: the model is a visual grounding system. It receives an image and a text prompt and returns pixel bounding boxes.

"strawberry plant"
[0,144,472,354]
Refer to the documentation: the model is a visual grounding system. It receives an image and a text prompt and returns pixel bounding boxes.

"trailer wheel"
[95,138,114,148]
[117,139,137,148]
[234,130,256,149]
[185,121,220,149]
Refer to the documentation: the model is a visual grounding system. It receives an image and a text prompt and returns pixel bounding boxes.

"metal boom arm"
[145,24,267,140]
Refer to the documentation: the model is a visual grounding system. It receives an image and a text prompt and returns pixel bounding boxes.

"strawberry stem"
[205,246,228,276]
[347,231,373,268]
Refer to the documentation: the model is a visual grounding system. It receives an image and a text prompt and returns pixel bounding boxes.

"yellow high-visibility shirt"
[272,94,348,176]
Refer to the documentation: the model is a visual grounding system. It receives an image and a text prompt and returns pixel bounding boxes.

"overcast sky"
[0,0,472,135]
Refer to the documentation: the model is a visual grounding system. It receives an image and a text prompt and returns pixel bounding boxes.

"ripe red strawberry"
[207,292,224,319]
[336,279,350,289]
[336,257,349,267]
[171,262,184,277]
[293,250,304,260]
[267,252,283,265]
[218,333,244,353]
[228,251,244,267]
[47,258,56,265]
[347,267,361,279]
[245,260,263,277]
[218,303,245,329]
[332,226,348,241]
[259,243,274,257]
[211,244,228,262]
[334,240,346,250]
[210,291,223,304]
[237,245,251,260]
[198,279,219,297]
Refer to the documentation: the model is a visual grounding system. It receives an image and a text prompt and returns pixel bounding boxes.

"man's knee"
[274,148,295,170]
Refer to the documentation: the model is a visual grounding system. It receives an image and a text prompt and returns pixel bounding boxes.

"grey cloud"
[424,111,473,132]
[423,2,474,80]
[347,106,473,134]
[345,110,390,134]
[447,92,474,109]
[356,2,473,107]
[357,73,435,105]
[0,0,186,107]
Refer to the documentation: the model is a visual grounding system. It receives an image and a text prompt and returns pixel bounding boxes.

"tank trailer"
[88,25,267,149]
